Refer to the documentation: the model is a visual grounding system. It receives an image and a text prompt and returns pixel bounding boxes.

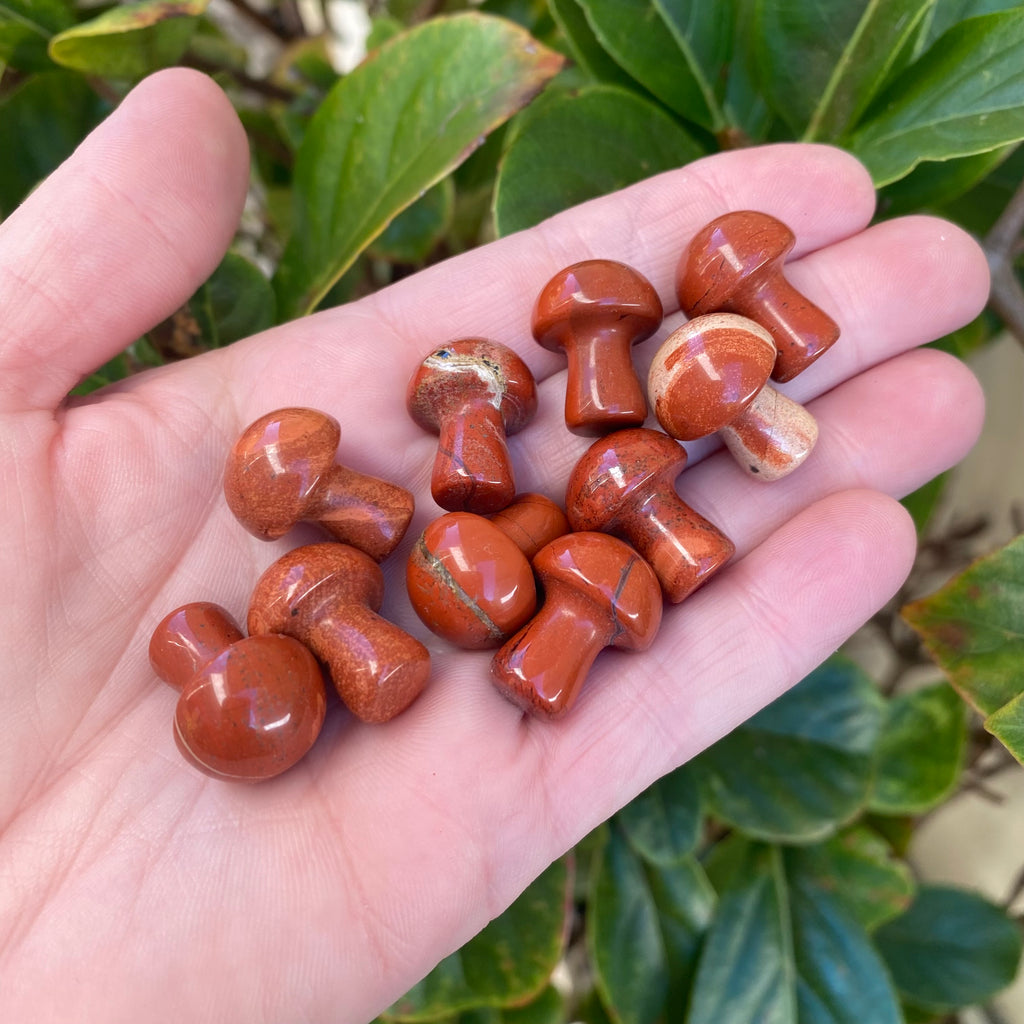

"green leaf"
[903,533,1024,727]
[0,70,107,218]
[545,0,638,89]
[0,0,73,70]
[694,657,885,842]
[688,841,902,1024]
[874,885,1023,1012]
[919,0,1023,51]
[785,826,915,933]
[847,9,1024,186]
[273,13,563,319]
[383,858,570,1021]
[48,0,207,78]
[70,352,131,396]
[369,177,453,264]
[501,985,564,1024]
[901,472,948,535]
[615,765,702,865]
[493,84,702,236]
[589,826,714,1024]
[722,0,773,142]
[879,143,1017,216]
[804,0,936,142]
[869,683,966,814]
[188,252,276,347]
[577,0,718,129]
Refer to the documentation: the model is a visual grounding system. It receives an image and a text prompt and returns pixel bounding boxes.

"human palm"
[0,71,989,1022]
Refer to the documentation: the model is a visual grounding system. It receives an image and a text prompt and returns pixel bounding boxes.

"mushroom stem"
[720,385,818,481]
[616,492,735,603]
[740,277,839,382]
[305,605,430,723]
[432,398,516,513]
[308,464,416,561]
[491,593,604,719]
[563,333,647,435]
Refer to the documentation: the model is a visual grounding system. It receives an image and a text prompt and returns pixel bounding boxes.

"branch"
[984,174,1024,348]
[222,0,302,41]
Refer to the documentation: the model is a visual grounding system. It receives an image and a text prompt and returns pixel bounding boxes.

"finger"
[214,143,874,405]
[0,69,249,413]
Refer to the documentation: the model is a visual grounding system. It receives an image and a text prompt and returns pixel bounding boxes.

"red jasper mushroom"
[224,407,414,561]
[648,313,818,481]
[676,210,839,382]
[490,532,662,719]
[248,543,430,723]
[565,428,734,602]
[407,338,538,514]
[149,602,326,782]
[533,259,663,434]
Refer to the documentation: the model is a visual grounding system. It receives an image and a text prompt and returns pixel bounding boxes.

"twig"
[222,0,302,41]
[984,175,1024,348]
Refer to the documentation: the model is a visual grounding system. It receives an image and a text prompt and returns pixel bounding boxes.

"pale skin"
[0,69,990,1022]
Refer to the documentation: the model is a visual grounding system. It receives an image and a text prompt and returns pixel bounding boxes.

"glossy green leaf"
[874,885,1023,1012]
[188,253,276,347]
[589,826,714,1024]
[753,0,874,136]
[501,985,564,1024]
[694,658,885,842]
[0,0,72,70]
[785,827,915,933]
[577,0,717,128]
[48,0,207,78]
[545,0,638,88]
[383,858,570,1021]
[984,687,1024,764]
[805,0,936,142]
[494,84,702,236]
[615,765,701,865]
[869,683,966,814]
[274,13,563,319]
[0,70,107,218]
[879,143,1017,216]
[901,472,948,536]
[919,0,1022,50]
[848,9,1024,185]
[689,841,902,1024]
[722,0,772,142]
[369,177,453,264]
[903,533,1024,724]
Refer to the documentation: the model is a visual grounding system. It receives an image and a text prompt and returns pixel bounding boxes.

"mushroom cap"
[648,313,776,440]
[532,259,663,355]
[174,633,326,782]
[676,210,795,316]
[247,542,384,639]
[533,532,662,651]
[565,428,688,533]
[224,407,340,540]
[406,338,538,436]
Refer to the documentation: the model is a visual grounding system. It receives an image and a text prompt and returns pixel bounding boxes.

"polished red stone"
[565,428,734,602]
[490,532,662,719]
[149,602,326,782]
[406,493,570,649]
[676,210,840,382]
[649,314,818,481]
[224,407,415,561]
[407,338,538,514]
[247,543,430,723]
[533,259,663,434]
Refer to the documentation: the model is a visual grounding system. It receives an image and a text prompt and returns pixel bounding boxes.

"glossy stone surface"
[248,542,429,723]
[407,338,538,514]
[649,314,818,481]
[149,602,326,782]
[224,407,415,561]
[647,312,775,440]
[406,493,570,649]
[676,210,840,382]
[486,492,570,561]
[533,259,663,434]
[490,532,662,719]
[565,428,734,603]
